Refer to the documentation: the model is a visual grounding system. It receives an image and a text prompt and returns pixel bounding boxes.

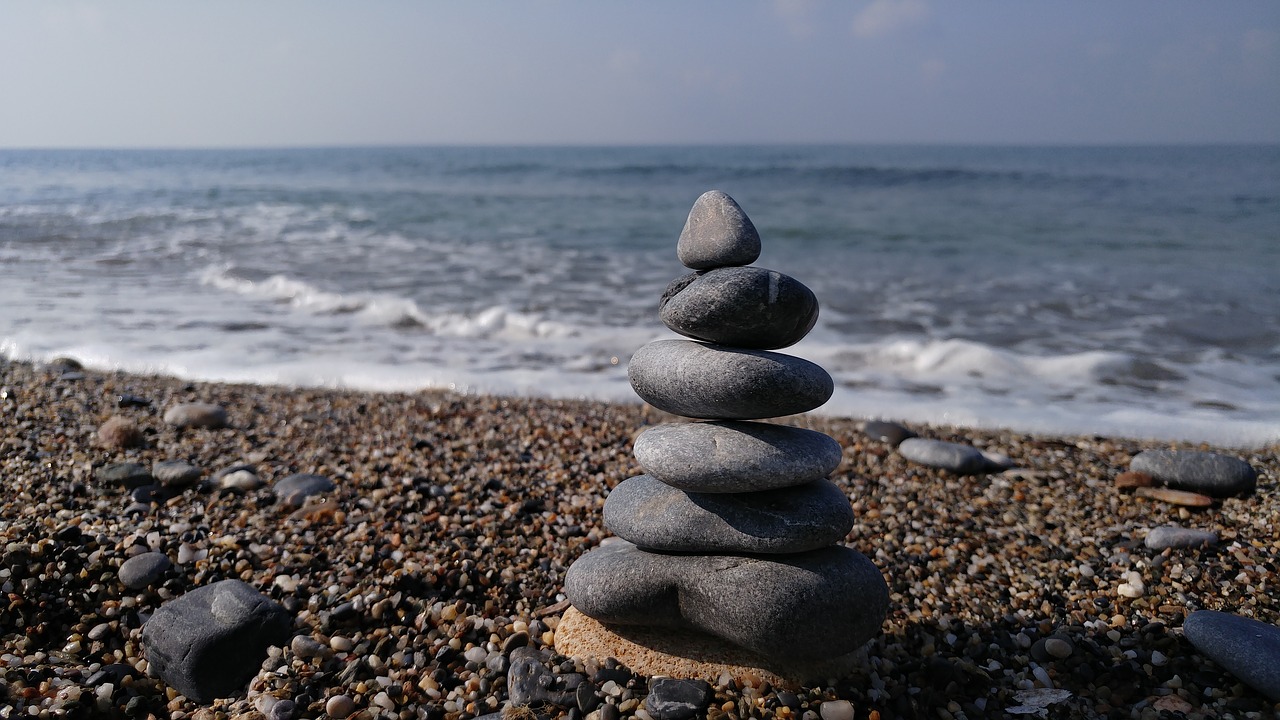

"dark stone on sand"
[862,420,917,447]
[118,551,172,589]
[273,473,336,508]
[633,421,842,493]
[163,402,229,430]
[508,646,576,706]
[1145,525,1218,550]
[152,460,203,488]
[898,438,994,475]
[1130,450,1257,497]
[1183,610,1280,701]
[628,340,833,420]
[645,678,712,720]
[604,475,854,554]
[142,579,292,703]
[677,190,761,270]
[97,462,153,490]
[129,484,167,505]
[117,393,152,408]
[564,540,888,662]
[659,267,819,350]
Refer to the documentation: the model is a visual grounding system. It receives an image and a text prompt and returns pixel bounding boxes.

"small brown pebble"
[1114,470,1153,491]
[98,416,144,449]
[1133,486,1215,507]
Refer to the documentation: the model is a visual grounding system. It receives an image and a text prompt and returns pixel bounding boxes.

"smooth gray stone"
[1183,610,1280,701]
[628,340,833,420]
[677,190,761,270]
[645,678,712,720]
[163,403,229,430]
[1130,450,1257,497]
[897,438,993,475]
[273,473,335,508]
[152,460,203,488]
[659,267,819,350]
[96,462,153,490]
[142,579,292,703]
[118,551,172,589]
[1145,525,1218,550]
[634,421,841,493]
[862,420,917,447]
[564,540,888,662]
[604,476,853,554]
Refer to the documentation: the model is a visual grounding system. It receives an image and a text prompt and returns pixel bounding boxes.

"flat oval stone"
[659,267,819,350]
[1130,450,1257,497]
[1183,610,1280,701]
[163,402,229,430]
[152,460,203,488]
[677,190,761,270]
[273,473,335,508]
[96,462,154,489]
[118,551,172,589]
[897,438,993,475]
[861,420,917,447]
[604,476,854,554]
[634,421,841,493]
[628,340,833,420]
[1144,525,1218,550]
[564,540,888,662]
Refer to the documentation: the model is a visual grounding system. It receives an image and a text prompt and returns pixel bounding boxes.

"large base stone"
[554,607,865,691]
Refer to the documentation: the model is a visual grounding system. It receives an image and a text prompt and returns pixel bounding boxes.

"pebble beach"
[1,358,1277,720]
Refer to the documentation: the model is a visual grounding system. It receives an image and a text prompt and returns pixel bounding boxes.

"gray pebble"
[898,438,995,475]
[142,579,292,703]
[273,473,336,508]
[659,267,818,350]
[1130,449,1257,497]
[118,551,172,589]
[1183,610,1280,701]
[565,540,888,662]
[163,402,229,430]
[862,420,917,447]
[1145,525,1219,550]
[604,475,854,554]
[96,462,153,490]
[628,340,833,420]
[645,678,712,720]
[152,460,203,488]
[633,421,842,493]
[508,646,575,706]
[676,190,761,270]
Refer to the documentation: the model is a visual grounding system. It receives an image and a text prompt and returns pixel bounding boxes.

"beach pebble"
[163,402,229,430]
[1133,486,1215,508]
[268,699,296,720]
[565,540,888,662]
[604,475,854,554]
[1130,449,1257,497]
[633,421,842,493]
[819,700,855,720]
[676,190,761,270]
[1044,638,1073,659]
[1114,470,1154,491]
[116,392,152,408]
[325,694,356,718]
[96,462,153,489]
[628,339,833,420]
[142,579,292,703]
[897,438,993,475]
[292,635,332,661]
[659,267,819,350]
[98,415,145,449]
[152,460,203,488]
[219,469,263,492]
[1182,610,1280,701]
[118,551,172,589]
[508,646,576,706]
[1145,525,1218,550]
[644,678,712,720]
[861,420,917,447]
[274,473,336,508]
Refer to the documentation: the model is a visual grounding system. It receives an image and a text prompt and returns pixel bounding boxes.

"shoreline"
[1,358,1276,719]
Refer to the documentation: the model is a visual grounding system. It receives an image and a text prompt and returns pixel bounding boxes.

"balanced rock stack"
[558,191,889,684]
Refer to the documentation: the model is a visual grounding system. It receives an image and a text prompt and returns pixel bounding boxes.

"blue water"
[2,145,1277,446]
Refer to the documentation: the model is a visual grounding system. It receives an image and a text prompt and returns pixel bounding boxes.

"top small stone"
[677,190,761,270]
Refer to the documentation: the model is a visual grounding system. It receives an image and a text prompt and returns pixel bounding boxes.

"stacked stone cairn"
[561,191,889,678]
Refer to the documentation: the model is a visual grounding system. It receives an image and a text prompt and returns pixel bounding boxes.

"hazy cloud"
[852,0,929,39]
[774,0,821,38]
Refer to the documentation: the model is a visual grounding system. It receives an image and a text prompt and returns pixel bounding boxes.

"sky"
[1,1,1277,148]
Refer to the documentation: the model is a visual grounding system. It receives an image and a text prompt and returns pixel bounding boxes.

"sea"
[1,145,1277,447]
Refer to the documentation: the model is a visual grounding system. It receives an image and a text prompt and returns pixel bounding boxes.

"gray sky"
[2,1,1277,148]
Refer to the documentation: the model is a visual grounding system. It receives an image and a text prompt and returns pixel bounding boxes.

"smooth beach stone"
[897,438,993,475]
[564,540,888,662]
[1182,610,1280,701]
[1130,449,1257,497]
[659,267,819,350]
[118,551,172,589]
[645,678,713,720]
[152,460,203,488]
[163,402,229,430]
[633,421,842,493]
[628,340,833,420]
[1144,525,1218,550]
[604,475,854,554]
[96,462,153,490]
[143,579,292,703]
[676,190,761,270]
[861,420,917,447]
[273,473,336,508]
